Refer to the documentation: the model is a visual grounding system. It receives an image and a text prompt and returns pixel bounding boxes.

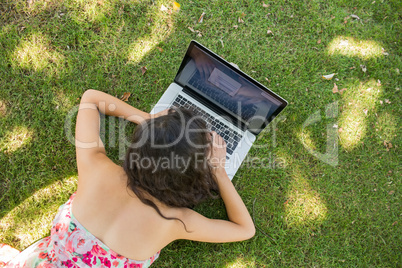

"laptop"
[150,41,287,179]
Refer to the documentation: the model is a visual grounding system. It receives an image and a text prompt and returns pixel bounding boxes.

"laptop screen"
[175,41,287,135]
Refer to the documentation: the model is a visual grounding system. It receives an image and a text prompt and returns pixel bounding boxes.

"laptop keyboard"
[171,95,243,158]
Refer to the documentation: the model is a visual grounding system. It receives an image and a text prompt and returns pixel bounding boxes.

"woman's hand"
[175,131,255,243]
[207,131,227,170]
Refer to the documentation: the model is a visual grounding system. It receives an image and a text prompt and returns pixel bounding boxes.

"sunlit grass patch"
[12,33,65,74]
[224,257,256,268]
[339,79,382,150]
[0,176,77,250]
[285,167,327,229]
[298,104,338,166]
[327,36,383,60]
[127,5,175,64]
[26,0,63,15]
[0,126,33,154]
[69,0,115,23]
[300,128,318,151]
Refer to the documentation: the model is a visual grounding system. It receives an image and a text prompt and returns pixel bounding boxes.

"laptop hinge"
[182,86,247,132]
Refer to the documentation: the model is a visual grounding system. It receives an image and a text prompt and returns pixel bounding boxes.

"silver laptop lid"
[174,41,287,135]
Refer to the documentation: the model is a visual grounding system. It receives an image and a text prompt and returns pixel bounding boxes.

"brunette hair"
[123,108,219,228]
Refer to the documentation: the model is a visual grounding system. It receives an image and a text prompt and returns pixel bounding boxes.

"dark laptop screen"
[175,41,287,135]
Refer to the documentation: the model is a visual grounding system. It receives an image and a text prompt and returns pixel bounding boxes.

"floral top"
[6,193,160,268]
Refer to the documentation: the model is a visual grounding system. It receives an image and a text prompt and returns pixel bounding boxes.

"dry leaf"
[160,4,168,11]
[267,29,273,35]
[360,65,367,73]
[173,1,181,11]
[317,39,321,44]
[197,32,202,37]
[198,12,206,23]
[141,66,147,75]
[363,109,368,115]
[377,79,381,86]
[332,83,339,93]
[188,27,195,32]
[340,88,347,94]
[156,47,163,52]
[233,25,238,29]
[120,92,131,102]
[350,66,355,69]
[385,99,391,104]
[383,141,393,150]
[238,17,244,23]
[322,73,337,80]
[351,14,360,20]
[263,2,270,7]
[388,190,395,195]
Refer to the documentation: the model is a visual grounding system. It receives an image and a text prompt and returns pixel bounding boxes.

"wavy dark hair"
[123,108,219,229]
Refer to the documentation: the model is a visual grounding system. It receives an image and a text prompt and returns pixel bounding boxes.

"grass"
[0,0,401,267]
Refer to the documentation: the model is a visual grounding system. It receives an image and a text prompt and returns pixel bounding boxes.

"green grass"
[0,0,401,267]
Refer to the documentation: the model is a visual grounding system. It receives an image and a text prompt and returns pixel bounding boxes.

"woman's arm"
[174,132,255,243]
[80,89,151,124]
[175,170,255,243]
[75,89,160,176]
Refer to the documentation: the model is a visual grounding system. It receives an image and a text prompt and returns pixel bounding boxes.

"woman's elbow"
[246,224,256,240]
[239,224,255,241]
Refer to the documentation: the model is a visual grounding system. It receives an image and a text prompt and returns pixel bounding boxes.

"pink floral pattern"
[6,193,160,267]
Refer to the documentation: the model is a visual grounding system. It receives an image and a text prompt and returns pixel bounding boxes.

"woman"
[7,89,255,267]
